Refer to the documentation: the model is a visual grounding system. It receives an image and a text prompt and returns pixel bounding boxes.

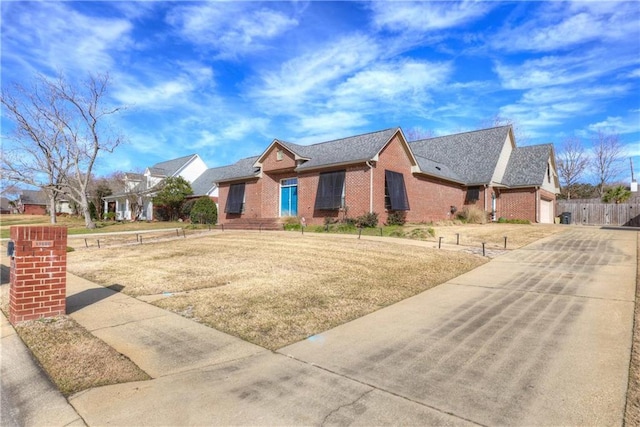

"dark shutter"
[465,187,480,203]
[225,183,246,214]
[315,170,346,210]
[385,170,409,211]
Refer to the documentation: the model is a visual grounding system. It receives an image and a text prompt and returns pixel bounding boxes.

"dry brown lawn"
[68,231,491,349]
[14,316,150,396]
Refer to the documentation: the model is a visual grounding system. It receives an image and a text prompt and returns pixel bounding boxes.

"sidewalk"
[0,313,85,426]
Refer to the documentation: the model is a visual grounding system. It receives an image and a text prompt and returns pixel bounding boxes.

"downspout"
[484,184,488,214]
[535,187,540,223]
[366,161,374,213]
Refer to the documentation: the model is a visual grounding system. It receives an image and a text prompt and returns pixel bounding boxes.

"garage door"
[540,199,553,224]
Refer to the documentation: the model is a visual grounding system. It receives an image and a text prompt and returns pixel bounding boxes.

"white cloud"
[296,111,368,136]
[370,0,492,32]
[1,2,133,77]
[491,1,639,53]
[587,116,640,135]
[251,33,381,110]
[494,48,638,90]
[166,3,298,58]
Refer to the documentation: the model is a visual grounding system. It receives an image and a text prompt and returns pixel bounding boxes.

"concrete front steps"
[217,218,283,231]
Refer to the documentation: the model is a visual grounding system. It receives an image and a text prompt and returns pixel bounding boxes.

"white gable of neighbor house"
[491,132,515,185]
[178,155,208,183]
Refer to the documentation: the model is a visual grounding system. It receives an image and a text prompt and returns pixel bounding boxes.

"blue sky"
[2,1,639,183]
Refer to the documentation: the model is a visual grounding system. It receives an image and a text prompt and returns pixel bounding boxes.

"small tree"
[590,130,625,197]
[556,136,589,200]
[190,197,218,224]
[602,185,632,204]
[152,177,193,221]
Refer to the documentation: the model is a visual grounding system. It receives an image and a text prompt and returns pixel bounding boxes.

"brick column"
[9,226,67,324]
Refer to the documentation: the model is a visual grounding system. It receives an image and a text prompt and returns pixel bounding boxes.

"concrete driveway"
[68,227,636,426]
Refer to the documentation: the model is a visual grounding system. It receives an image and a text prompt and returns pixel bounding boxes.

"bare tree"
[1,73,126,228]
[480,115,530,145]
[556,136,589,200]
[404,127,434,142]
[590,129,625,197]
[1,78,72,223]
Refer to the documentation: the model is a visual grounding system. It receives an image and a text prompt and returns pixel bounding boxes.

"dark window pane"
[385,170,409,211]
[315,170,346,210]
[225,183,246,214]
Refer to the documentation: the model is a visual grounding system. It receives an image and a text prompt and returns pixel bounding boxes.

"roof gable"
[295,128,401,171]
[502,144,555,187]
[410,126,512,184]
[146,154,199,177]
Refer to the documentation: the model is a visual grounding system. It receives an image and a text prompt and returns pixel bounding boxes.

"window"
[384,170,409,211]
[315,170,346,210]
[225,183,246,214]
[276,149,284,161]
[547,164,551,183]
[465,187,480,204]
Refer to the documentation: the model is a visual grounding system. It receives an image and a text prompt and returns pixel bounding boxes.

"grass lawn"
[68,232,489,349]
[0,214,208,239]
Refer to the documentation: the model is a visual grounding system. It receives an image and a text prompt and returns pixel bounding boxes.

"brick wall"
[9,226,67,324]
[218,179,263,222]
[23,204,47,215]
[496,188,537,222]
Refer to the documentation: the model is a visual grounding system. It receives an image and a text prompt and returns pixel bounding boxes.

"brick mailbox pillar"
[9,226,68,324]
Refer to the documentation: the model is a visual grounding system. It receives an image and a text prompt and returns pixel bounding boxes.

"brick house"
[15,190,73,215]
[214,125,560,227]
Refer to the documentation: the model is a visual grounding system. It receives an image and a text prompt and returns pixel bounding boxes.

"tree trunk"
[80,192,96,229]
[48,193,57,224]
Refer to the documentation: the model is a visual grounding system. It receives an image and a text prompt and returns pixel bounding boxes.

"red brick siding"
[218,179,262,222]
[23,204,47,215]
[408,175,466,223]
[261,143,297,173]
[496,188,537,222]
[9,226,67,324]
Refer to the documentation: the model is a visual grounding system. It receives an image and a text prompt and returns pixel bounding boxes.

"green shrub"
[282,216,300,226]
[284,223,301,231]
[408,227,435,240]
[386,211,406,226]
[104,212,116,221]
[66,246,75,253]
[181,199,198,219]
[190,197,218,224]
[355,212,378,228]
[89,201,98,220]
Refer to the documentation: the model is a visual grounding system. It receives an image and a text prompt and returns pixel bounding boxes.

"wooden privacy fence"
[556,202,640,227]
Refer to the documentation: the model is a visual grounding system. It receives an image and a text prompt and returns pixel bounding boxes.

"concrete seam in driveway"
[281,353,488,426]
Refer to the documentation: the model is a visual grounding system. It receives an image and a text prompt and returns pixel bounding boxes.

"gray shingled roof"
[410,126,511,184]
[191,167,224,195]
[213,156,261,183]
[20,190,48,205]
[282,128,400,171]
[148,154,198,177]
[414,155,464,183]
[502,144,553,187]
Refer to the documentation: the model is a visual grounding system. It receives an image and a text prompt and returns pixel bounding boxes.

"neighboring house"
[14,190,73,215]
[214,125,560,227]
[103,154,208,220]
[1,197,15,214]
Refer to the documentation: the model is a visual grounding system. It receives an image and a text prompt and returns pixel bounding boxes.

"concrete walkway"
[3,227,637,425]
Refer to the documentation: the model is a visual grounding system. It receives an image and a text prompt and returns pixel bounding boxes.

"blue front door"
[280,178,298,217]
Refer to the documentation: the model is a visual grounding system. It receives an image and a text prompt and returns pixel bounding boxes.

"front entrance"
[280,178,298,217]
